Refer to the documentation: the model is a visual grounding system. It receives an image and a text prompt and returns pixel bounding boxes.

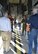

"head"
[32,7,38,14]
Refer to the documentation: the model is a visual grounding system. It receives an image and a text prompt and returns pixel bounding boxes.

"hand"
[26,23,30,32]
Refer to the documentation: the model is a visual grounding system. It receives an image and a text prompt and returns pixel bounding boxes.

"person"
[26,7,38,54]
[17,17,21,30]
[0,10,11,52]
[21,15,27,36]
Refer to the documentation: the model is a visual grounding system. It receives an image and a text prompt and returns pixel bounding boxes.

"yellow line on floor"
[16,40,23,46]
[16,34,22,54]
[13,28,26,54]
[10,40,26,54]
[16,37,22,40]
[12,33,22,40]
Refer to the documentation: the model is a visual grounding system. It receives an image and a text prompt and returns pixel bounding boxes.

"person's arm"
[26,23,30,32]
[26,17,31,32]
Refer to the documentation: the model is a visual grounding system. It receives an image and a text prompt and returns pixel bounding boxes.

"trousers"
[0,31,11,52]
[28,29,38,54]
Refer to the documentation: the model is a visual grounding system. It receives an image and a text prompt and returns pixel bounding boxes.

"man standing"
[26,7,38,54]
[21,15,27,36]
[0,10,11,52]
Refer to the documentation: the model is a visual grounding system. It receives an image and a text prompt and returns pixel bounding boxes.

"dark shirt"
[27,14,38,29]
[21,18,27,29]
[21,18,27,23]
